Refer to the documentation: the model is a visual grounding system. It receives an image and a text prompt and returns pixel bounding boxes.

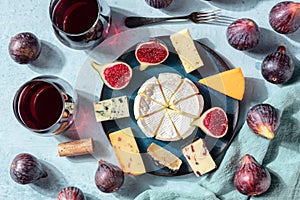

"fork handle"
[125,16,187,28]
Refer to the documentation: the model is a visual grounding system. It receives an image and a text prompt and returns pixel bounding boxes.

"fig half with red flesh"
[91,61,132,90]
[135,39,169,71]
[191,107,228,138]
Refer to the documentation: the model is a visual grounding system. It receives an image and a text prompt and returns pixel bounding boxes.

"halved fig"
[135,39,169,71]
[91,61,132,90]
[191,107,228,138]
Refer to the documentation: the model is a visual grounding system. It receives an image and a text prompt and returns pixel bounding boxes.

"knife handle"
[125,16,179,28]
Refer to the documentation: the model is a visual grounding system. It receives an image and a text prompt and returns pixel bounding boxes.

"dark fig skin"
[226,18,260,51]
[8,32,41,64]
[247,103,280,140]
[10,153,47,184]
[145,0,173,9]
[269,1,300,34]
[56,186,86,200]
[234,154,271,196]
[95,160,124,193]
[261,46,294,84]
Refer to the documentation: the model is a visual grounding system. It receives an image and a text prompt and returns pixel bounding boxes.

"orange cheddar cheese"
[199,68,245,100]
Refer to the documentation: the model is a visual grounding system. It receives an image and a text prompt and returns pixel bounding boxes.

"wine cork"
[58,138,94,157]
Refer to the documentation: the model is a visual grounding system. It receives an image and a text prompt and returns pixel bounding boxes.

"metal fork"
[125,9,234,28]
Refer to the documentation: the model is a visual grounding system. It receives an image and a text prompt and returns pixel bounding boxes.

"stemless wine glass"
[49,0,111,50]
[13,75,77,135]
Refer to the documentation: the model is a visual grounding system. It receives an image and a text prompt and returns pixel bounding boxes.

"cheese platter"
[94,32,241,176]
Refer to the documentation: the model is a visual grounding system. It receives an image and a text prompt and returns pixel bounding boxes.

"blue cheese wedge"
[182,138,217,176]
[94,96,129,122]
[170,29,204,73]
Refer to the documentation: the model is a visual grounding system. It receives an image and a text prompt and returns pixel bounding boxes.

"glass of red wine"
[13,76,77,135]
[49,0,111,50]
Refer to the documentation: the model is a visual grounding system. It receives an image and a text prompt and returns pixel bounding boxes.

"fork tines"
[196,9,236,26]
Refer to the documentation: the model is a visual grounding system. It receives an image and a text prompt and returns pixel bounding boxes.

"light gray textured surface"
[0,0,299,199]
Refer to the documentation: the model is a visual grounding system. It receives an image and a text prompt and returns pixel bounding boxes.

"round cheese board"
[99,36,239,176]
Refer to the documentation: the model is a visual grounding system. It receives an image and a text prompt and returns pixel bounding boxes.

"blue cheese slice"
[170,29,204,73]
[182,138,216,176]
[94,96,129,122]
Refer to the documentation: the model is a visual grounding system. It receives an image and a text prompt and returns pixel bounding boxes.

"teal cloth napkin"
[135,81,300,200]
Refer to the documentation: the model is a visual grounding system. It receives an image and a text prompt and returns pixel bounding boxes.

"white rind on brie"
[138,76,166,106]
[155,111,181,141]
[167,109,196,140]
[158,73,183,102]
[171,94,204,118]
[134,73,204,141]
[137,109,166,138]
[133,95,165,120]
[170,78,199,105]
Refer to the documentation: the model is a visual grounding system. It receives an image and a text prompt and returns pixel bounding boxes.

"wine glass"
[13,75,77,135]
[49,0,111,50]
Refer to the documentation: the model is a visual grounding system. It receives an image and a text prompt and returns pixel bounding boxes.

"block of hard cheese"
[94,96,129,122]
[199,68,245,100]
[109,127,146,175]
[147,142,182,173]
[182,138,216,176]
[170,29,204,73]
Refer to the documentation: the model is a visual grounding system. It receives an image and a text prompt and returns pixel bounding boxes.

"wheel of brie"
[134,73,204,141]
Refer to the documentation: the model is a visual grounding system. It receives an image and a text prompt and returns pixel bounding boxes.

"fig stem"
[91,61,105,70]
[41,170,48,178]
[277,46,286,54]
[139,63,149,71]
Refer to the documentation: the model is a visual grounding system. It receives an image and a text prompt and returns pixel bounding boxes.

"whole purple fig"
[247,103,280,139]
[10,153,47,184]
[261,46,294,84]
[269,1,300,34]
[95,160,124,193]
[56,186,86,200]
[8,32,41,64]
[234,154,271,196]
[226,18,260,51]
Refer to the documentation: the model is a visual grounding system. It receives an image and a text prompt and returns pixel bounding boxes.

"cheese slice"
[170,29,204,73]
[112,148,146,176]
[169,78,199,104]
[109,127,146,175]
[158,73,183,102]
[133,95,165,120]
[109,127,140,153]
[155,111,181,141]
[137,109,166,138]
[182,138,216,176]
[147,143,182,173]
[168,110,196,140]
[138,76,166,106]
[199,68,245,100]
[170,94,204,118]
[94,96,129,122]
[134,73,204,141]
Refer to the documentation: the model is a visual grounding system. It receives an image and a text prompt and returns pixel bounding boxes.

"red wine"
[18,81,64,130]
[53,0,99,34]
